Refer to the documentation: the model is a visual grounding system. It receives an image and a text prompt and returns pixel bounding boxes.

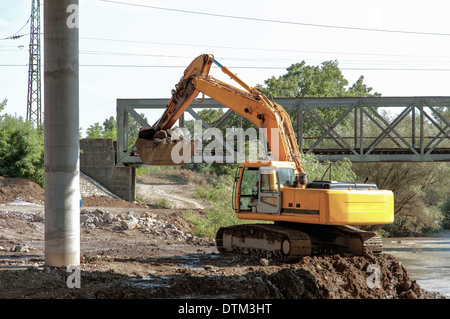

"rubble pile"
[80,209,199,242]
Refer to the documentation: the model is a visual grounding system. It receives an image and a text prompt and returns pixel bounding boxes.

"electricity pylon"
[26,0,42,127]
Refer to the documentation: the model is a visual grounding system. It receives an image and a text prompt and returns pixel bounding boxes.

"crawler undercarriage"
[216,223,382,262]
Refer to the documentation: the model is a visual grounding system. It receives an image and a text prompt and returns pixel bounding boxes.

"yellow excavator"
[135,54,394,261]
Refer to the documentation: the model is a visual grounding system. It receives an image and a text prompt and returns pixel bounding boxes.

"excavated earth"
[0,175,445,301]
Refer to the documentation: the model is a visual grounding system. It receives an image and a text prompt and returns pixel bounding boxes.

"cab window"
[239,167,259,211]
[278,168,294,187]
[260,167,278,193]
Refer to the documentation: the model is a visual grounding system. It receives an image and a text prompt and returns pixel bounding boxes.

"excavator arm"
[136,54,304,175]
[152,54,214,132]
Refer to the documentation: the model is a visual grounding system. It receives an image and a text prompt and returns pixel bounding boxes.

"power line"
[4,44,450,71]
[5,49,450,70]
[3,63,450,71]
[0,34,26,40]
[79,49,450,64]
[81,36,450,60]
[99,0,450,37]
[0,16,31,40]
[77,65,450,71]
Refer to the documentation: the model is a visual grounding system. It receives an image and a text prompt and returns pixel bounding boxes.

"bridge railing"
[293,97,449,162]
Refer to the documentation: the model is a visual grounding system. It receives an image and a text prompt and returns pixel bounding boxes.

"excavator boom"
[136,54,304,175]
[154,54,213,132]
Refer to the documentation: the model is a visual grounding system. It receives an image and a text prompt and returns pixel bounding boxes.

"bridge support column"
[44,0,80,267]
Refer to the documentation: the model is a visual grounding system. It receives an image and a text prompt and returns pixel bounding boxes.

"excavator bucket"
[134,54,214,166]
[135,128,198,166]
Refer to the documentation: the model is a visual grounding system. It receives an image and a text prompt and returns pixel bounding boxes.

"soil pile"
[0,250,441,299]
[81,195,145,208]
[0,175,445,299]
[0,177,45,205]
[0,207,444,299]
[0,175,144,209]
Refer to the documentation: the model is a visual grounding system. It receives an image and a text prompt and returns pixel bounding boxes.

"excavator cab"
[234,161,296,215]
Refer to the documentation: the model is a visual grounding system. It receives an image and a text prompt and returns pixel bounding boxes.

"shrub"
[441,198,450,230]
[0,100,44,186]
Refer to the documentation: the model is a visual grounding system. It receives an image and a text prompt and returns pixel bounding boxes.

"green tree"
[0,99,6,112]
[102,116,117,139]
[85,122,103,138]
[353,162,450,235]
[301,153,356,182]
[0,99,44,186]
[257,60,380,137]
[258,60,380,98]
[441,197,450,230]
[85,114,146,148]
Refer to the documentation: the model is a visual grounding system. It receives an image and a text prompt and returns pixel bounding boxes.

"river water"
[382,232,450,298]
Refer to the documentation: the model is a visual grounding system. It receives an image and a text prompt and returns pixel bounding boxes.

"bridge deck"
[116,97,450,165]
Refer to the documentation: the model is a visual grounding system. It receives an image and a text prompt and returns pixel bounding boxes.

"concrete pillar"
[44,0,80,267]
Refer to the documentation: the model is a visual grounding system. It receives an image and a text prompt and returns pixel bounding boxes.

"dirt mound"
[133,252,440,299]
[0,177,45,205]
[293,253,431,299]
[0,175,445,300]
[0,247,442,299]
[0,175,144,209]
[136,253,437,299]
[81,195,145,208]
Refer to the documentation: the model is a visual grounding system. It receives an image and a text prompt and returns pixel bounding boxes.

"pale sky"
[1,0,450,135]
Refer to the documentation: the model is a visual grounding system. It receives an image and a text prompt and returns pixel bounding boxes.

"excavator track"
[216,223,382,262]
[294,224,383,256]
[216,224,311,262]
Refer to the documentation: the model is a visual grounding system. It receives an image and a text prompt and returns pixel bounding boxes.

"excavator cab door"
[257,166,281,214]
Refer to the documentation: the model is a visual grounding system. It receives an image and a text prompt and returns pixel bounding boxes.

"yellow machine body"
[234,161,394,226]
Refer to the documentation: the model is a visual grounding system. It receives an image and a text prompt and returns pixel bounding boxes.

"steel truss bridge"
[116,96,450,166]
